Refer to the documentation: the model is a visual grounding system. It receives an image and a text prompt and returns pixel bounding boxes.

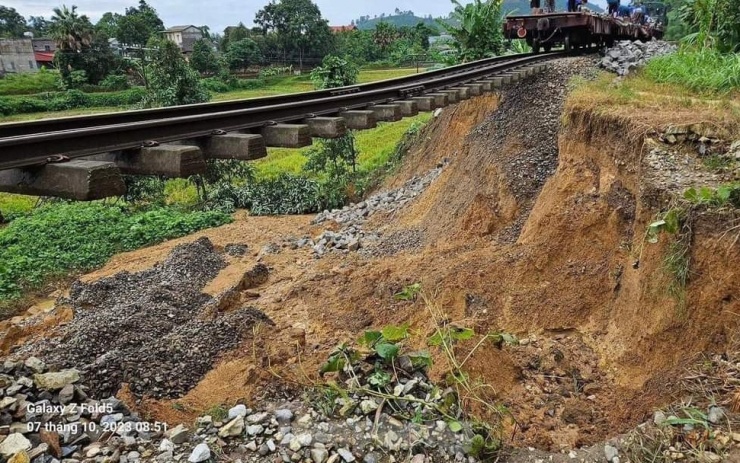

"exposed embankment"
[2,56,739,462]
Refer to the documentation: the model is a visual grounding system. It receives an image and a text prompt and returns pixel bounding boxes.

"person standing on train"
[607,0,619,15]
[617,4,631,17]
[568,0,577,12]
[531,0,542,14]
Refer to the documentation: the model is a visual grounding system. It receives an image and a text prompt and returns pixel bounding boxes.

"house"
[32,38,56,69]
[0,39,37,74]
[163,25,203,54]
[329,25,358,33]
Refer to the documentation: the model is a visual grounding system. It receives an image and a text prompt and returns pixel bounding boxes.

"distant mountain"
[354,14,442,31]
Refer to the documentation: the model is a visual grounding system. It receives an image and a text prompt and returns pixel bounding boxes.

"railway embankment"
[0,55,739,463]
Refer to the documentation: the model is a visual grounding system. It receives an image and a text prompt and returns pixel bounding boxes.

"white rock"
[604,444,619,462]
[296,432,312,447]
[219,416,245,437]
[338,448,356,462]
[228,404,248,419]
[0,433,32,457]
[246,424,264,436]
[247,412,269,424]
[360,399,378,415]
[32,370,80,390]
[311,447,329,463]
[158,439,175,453]
[188,443,211,462]
[24,357,46,373]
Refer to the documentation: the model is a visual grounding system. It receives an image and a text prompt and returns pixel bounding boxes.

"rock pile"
[297,164,447,257]
[600,40,676,76]
[26,238,272,400]
[0,352,483,463]
[0,356,159,463]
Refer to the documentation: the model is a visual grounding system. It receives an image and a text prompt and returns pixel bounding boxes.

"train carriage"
[504,9,665,53]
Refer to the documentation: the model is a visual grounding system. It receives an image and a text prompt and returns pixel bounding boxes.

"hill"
[355,13,441,31]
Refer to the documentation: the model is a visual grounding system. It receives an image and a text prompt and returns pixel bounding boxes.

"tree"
[678,0,740,52]
[116,0,163,47]
[0,6,27,38]
[28,16,50,36]
[49,5,92,51]
[438,0,504,61]
[220,22,249,51]
[50,5,121,87]
[310,55,358,89]
[95,12,120,38]
[226,38,262,71]
[255,0,333,68]
[143,38,209,107]
[372,22,398,56]
[190,39,219,74]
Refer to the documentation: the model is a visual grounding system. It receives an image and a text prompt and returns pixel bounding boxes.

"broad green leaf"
[717,185,732,203]
[448,421,463,433]
[382,324,409,342]
[428,331,444,347]
[359,330,382,347]
[450,327,475,341]
[664,209,681,234]
[320,355,345,374]
[375,342,400,360]
[408,351,433,369]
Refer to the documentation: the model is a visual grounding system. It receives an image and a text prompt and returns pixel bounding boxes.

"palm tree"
[50,5,92,51]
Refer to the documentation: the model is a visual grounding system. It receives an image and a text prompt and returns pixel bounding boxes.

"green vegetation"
[310,55,359,90]
[142,38,210,107]
[0,203,231,305]
[438,0,505,61]
[0,194,36,221]
[644,49,740,93]
[646,184,740,313]
[0,70,59,96]
[0,88,146,116]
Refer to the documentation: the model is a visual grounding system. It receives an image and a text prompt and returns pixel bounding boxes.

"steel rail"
[0,52,544,139]
[0,52,565,171]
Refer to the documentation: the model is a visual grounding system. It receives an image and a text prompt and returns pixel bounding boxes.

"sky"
[6,0,607,35]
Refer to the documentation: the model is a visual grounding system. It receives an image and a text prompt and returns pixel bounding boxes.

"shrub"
[0,203,231,302]
[205,174,348,216]
[100,74,131,91]
[0,69,60,96]
[0,88,146,115]
[202,77,231,93]
[644,48,740,93]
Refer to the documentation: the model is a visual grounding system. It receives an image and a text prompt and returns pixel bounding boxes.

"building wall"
[0,39,37,74]
[31,38,56,53]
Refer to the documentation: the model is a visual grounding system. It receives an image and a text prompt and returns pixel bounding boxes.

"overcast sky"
[6,0,606,35]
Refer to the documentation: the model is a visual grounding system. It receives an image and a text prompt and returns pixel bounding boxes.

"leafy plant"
[394,283,422,301]
[437,0,505,62]
[0,203,231,304]
[309,55,359,90]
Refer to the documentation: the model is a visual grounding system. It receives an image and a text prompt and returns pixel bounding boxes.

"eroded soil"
[4,57,740,459]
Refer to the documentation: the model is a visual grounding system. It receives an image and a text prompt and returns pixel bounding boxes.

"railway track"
[0,51,568,199]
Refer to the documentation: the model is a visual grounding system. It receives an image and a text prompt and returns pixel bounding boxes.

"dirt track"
[3,57,740,460]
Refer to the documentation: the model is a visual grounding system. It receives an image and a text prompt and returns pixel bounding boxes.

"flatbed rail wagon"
[504,11,664,53]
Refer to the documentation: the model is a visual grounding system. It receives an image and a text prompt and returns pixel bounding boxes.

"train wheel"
[532,38,541,54]
[544,43,552,52]
[564,34,572,52]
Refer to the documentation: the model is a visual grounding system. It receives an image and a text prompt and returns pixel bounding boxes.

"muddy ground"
[3,56,740,462]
